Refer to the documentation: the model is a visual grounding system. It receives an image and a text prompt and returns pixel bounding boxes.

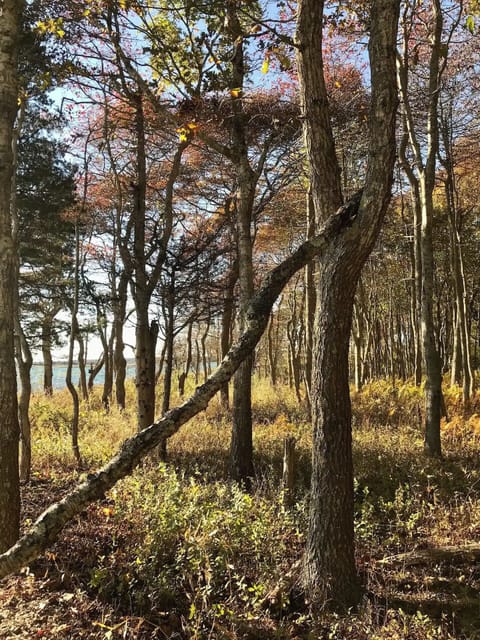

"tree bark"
[297,0,399,610]
[0,0,22,552]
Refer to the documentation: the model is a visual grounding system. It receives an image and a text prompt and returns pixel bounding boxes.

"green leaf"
[466,15,476,34]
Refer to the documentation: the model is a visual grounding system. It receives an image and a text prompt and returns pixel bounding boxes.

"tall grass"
[26,376,480,639]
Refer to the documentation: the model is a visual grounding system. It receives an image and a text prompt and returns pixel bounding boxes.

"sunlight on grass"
[25,376,480,639]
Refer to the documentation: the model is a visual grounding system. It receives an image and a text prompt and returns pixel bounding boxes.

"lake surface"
[29,362,136,392]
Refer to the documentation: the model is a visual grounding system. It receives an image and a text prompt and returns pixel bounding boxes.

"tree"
[296,0,399,608]
[0,0,22,553]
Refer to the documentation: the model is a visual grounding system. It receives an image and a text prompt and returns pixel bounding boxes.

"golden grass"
[25,376,480,639]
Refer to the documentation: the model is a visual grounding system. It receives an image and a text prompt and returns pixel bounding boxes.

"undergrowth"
[22,377,480,639]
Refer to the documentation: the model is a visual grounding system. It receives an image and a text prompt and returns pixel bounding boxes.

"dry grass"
[7,377,480,639]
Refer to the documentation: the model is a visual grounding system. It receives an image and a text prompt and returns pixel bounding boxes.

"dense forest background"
[1,0,480,638]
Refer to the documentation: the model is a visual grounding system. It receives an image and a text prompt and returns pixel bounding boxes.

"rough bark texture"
[297,0,399,610]
[0,0,22,553]
[0,196,360,579]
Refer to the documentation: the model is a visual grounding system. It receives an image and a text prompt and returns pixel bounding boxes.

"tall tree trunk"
[103,333,115,409]
[41,316,55,395]
[201,314,211,382]
[304,188,316,409]
[267,314,278,387]
[297,0,399,609]
[114,271,129,410]
[92,299,113,408]
[88,354,104,390]
[76,331,88,401]
[352,301,364,392]
[15,321,32,483]
[131,93,157,432]
[306,258,362,609]
[135,306,159,431]
[157,280,175,460]
[11,80,30,483]
[413,196,423,386]
[0,0,22,552]
[419,176,443,455]
[225,2,256,487]
[178,319,193,397]
[66,220,83,469]
[220,258,237,408]
[161,281,175,415]
[419,20,443,455]
[399,132,423,386]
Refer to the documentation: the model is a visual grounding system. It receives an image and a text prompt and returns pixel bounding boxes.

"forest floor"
[1,379,480,639]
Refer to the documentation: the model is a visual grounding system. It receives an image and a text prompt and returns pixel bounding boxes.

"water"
[29,362,136,392]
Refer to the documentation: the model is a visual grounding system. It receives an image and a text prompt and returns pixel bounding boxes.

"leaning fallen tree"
[0,192,363,580]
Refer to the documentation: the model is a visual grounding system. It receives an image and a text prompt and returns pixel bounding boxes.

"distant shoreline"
[31,358,137,366]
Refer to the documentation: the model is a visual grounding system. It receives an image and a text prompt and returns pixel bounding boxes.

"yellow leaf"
[261,57,269,74]
[230,88,242,98]
[186,122,198,131]
[334,80,341,88]
[35,20,48,34]
[57,29,65,38]
[179,133,188,142]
